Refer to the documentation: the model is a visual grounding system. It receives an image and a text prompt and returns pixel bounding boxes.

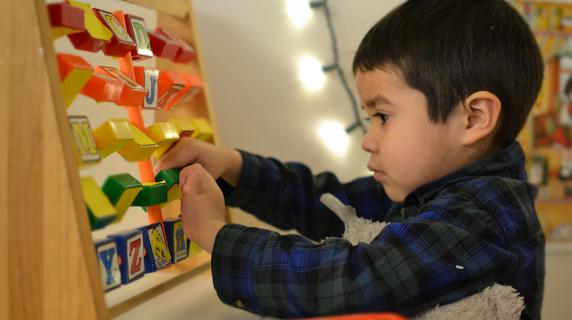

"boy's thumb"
[180,164,213,196]
[154,158,170,173]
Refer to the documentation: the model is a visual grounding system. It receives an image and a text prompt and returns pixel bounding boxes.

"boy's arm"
[217,150,394,241]
[210,204,521,318]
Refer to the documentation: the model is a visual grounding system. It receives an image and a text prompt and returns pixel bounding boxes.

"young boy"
[156,0,545,318]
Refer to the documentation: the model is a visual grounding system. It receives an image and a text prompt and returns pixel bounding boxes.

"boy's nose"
[361,128,377,153]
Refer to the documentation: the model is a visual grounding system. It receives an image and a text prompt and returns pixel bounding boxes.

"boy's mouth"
[367,164,386,182]
[373,172,386,182]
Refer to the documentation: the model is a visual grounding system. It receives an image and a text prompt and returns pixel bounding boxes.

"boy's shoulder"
[419,175,538,240]
[426,176,536,210]
[441,175,533,205]
[413,142,530,210]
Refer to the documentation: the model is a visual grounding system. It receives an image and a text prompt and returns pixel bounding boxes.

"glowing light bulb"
[318,120,350,156]
[298,55,326,92]
[287,0,312,28]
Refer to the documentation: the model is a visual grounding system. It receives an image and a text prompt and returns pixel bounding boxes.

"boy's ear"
[460,91,501,146]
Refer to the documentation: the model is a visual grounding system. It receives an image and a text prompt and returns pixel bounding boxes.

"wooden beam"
[0,0,108,318]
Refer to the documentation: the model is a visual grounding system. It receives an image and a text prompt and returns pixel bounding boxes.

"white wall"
[192,0,403,181]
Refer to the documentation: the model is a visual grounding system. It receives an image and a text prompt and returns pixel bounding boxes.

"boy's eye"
[364,112,390,125]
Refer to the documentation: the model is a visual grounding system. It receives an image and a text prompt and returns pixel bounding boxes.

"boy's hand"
[180,163,227,253]
[154,137,242,186]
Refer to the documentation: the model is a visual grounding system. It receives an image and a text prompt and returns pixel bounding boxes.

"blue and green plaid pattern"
[213,142,544,319]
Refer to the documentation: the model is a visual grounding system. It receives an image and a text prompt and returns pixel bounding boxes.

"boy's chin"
[383,185,407,203]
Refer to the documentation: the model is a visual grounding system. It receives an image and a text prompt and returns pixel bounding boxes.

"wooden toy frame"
[1,0,217,319]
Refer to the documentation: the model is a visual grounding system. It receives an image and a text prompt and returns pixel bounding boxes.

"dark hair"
[353,0,543,147]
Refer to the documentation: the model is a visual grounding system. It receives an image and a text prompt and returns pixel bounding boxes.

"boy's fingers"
[179,166,188,188]
[154,148,177,172]
[154,161,168,173]
[155,156,177,172]
[154,139,193,172]
[179,164,197,192]
[180,164,209,195]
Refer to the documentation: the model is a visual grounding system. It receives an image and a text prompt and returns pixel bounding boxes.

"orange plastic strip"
[114,10,163,226]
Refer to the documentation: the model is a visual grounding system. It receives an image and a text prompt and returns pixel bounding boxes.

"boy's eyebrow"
[361,95,396,110]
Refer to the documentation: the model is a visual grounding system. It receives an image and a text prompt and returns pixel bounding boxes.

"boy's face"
[356,67,466,202]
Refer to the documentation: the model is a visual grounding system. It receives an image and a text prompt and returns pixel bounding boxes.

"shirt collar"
[403,142,527,206]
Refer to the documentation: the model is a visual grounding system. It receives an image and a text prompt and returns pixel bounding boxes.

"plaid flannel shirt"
[213,142,545,319]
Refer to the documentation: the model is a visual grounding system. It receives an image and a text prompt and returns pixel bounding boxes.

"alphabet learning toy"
[67,0,113,52]
[48,2,85,39]
[69,116,100,164]
[25,0,218,313]
[57,53,93,107]
[139,223,171,272]
[108,230,145,284]
[94,238,122,291]
[93,9,136,57]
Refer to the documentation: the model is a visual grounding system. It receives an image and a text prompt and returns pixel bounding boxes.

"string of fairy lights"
[287,0,365,155]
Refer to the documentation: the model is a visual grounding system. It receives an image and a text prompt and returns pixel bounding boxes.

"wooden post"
[0,1,107,319]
